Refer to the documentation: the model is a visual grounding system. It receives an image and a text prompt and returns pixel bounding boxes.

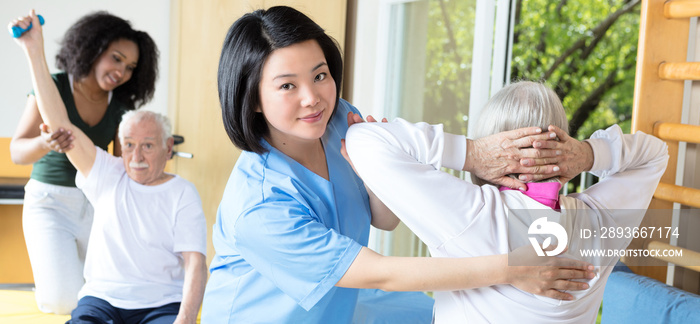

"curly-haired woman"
[9,11,159,314]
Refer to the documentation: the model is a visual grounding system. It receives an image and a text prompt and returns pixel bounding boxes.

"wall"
[0,0,171,138]
[170,0,348,267]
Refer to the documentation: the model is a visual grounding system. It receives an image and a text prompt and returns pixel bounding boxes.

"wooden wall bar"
[629,0,691,282]
[648,240,700,272]
[664,0,700,19]
[659,62,700,80]
[654,122,700,143]
[654,183,700,209]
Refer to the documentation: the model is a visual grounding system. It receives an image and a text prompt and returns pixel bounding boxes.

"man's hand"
[40,123,74,154]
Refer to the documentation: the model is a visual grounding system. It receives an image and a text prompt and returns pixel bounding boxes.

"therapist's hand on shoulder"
[341,112,387,177]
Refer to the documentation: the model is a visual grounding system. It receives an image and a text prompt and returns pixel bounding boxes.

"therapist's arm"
[337,246,593,300]
[10,96,75,165]
[367,187,400,231]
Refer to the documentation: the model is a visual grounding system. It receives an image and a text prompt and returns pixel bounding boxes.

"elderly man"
[15,12,206,324]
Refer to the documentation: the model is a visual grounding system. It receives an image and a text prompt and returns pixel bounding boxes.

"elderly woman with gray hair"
[344,81,668,324]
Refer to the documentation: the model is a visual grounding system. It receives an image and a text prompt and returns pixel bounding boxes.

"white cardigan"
[346,119,668,324]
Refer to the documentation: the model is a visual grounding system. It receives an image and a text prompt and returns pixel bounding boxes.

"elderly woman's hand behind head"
[466,125,594,189]
[466,126,565,190]
[520,125,594,184]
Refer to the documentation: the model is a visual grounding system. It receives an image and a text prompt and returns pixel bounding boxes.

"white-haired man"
[15,12,206,324]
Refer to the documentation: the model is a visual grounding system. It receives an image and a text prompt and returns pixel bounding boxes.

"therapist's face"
[257,39,336,148]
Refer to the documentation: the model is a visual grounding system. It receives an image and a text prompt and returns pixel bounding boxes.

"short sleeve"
[233,196,362,311]
[173,182,207,256]
[75,148,123,202]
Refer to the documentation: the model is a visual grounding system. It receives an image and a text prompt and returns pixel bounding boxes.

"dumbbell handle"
[10,15,45,38]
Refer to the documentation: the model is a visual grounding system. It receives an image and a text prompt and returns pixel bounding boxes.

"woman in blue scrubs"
[202,6,595,323]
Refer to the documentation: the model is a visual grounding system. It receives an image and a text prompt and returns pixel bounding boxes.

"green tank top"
[30,72,127,187]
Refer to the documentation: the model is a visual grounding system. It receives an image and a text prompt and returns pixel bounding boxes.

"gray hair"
[471,81,569,186]
[118,110,173,147]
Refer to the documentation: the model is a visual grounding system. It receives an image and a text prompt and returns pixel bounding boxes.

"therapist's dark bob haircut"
[218,6,343,154]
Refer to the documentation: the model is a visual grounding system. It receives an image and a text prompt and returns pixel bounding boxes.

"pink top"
[499,182,562,209]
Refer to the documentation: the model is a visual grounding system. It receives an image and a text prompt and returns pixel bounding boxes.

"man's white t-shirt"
[76,148,207,309]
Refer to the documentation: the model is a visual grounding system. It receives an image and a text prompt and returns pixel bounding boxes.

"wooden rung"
[653,122,700,144]
[654,183,700,208]
[664,0,700,19]
[658,62,700,80]
[648,241,700,272]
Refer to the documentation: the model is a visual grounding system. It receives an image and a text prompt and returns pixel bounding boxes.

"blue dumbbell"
[10,15,45,38]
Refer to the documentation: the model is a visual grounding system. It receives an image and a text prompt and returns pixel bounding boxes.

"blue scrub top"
[202,99,372,323]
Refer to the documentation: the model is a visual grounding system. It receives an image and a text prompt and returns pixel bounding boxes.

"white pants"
[22,179,93,315]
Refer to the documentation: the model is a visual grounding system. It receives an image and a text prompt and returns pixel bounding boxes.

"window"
[349,0,512,256]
